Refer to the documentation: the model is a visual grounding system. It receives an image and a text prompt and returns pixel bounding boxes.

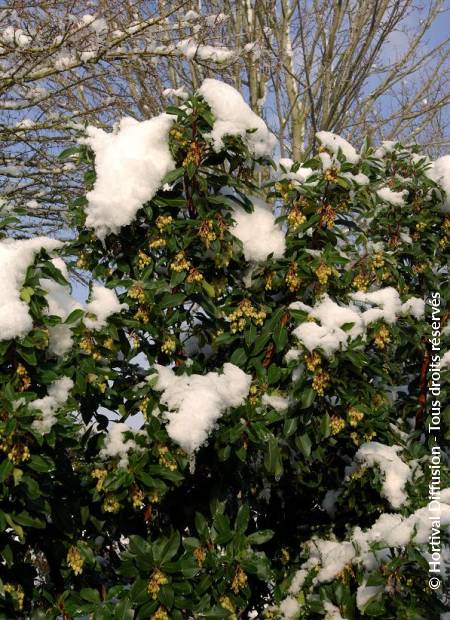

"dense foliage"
[0,85,449,620]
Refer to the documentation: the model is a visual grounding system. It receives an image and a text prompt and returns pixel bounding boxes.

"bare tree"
[1,0,449,234]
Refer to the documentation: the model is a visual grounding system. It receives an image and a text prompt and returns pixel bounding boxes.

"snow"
[291,295,364,357]
[441,351,450,370]
[81,114,175,239]
[278,158,315,184]
[279,596,300,619]
[400,297,425,320]
[316,131,359,164]
[198,79,276,158]
[162,87,188,100]
[40,258,83,356]
[177,40,235,63]
[100,422,137,468]
[289,288,424,358]
[0,237,62,341]
[376,187,408,206]
[351,287,407,324]
[31,377,73,434]
[356,582,383,611]
[425,155,450,213]
[153,363,251,452]
[354,442,411,509]
[230,197,286,262]
[84,285,127,329]
[262,393,289,411]
[309,539,355,583]
[323,602,347,620]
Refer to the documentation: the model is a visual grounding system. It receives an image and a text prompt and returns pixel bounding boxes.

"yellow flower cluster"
[415,221,426,232]
[187,268,204,283]
[275,180,294,202]
[76,253,90,269]
[170,126,188,146]
[152,607,170,620]
[156,215,173,230]
[287,206,306,230]
[371,252,385,269]
[147,569,168,599]
[353,273,369,291]
[161,337,176,355]
[374,324,390,349]
[67,545,84,575]
[16,363,31,392]
[248,384,260,405]
[80,335,101,360]
[128,285,146,303]
[219,596,237,620]
[183,141,202,167]
[131,486,145,508]
[149,237,166,249]
[103,337,114,350]
[330,415,346,436]
[312,370,330,396]
[158,445,178,471]
[324,167,338,182]
[91,468,107,492]
[4,583,24,610]
[305,351,321,372]
[194,546,206,566]
[198,219,217,248]
[137,250,151,270]
[286,262,300,292]
[320,204,336,228]
[265,272,273,291]
[2,442,30,464]
[228,299,266,333]
[103,495,120,513]
[133,307,150,323]
[231,566,248,594]
[170,251,191,272]
[347,406,364,427]
[315,263,332,285]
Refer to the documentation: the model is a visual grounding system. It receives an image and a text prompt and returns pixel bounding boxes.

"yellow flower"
[231,566,248,594]
[305,351,321,372]
[131,486,144,508]
[187,268,204,283]
[374,324,390,350]
[91,468,107,492]
[315,263,332,285]
[147,569,168,599]
[170,251,191,272]
[137,250,151,270]
[149,237,166,249]
[312,370,330,396]
[330,415,346,435]
[4,583,24,610]
[67,545,84,575]
[219,596,237,619]
[156,215,173,230]
[7,443,30,464]
[198,219,217,248]
[353,273,369,292]
[103,495,120,513]
[347,406,364,427]
[128,285,146,303]
[286,262,300,292]
[161,337,176,355]
[287,206,306,230]
[151,607,170,620]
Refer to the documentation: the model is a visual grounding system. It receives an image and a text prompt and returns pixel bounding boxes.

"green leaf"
[114,597,134,620]
[28,454,55,473]
[235,504,250,534]
[80,588,100,603]
[296,433,312,458]
[264,437,283,477]
[247,530,274,545]
[230,348,246,367]
[300,388,316,409]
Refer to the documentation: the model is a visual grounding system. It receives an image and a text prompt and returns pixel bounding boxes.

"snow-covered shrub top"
[1,80,449,619]
[81,114,175,239]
